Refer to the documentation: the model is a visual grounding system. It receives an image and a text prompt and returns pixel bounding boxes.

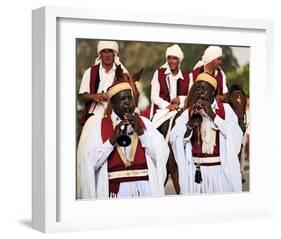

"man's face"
[195,81,215,103]
[111,90,135,118]
[212,56,222,69]
[167,55,180,71]
[100,49,115,66]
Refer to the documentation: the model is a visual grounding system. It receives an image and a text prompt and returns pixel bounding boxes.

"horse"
[228,84,247,133]
[104,64,143,116]
[152,83,200,194]
[228,84,248,183]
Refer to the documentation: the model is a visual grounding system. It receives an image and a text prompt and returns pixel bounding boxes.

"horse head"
[114,64,143,104]
[228,84,247,133]
[104,65,143,116]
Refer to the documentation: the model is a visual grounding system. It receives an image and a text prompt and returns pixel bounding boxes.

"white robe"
[78,112,169,199]
[169,101,243,194]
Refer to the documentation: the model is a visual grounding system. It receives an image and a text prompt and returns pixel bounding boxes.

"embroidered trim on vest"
[113,120,139,167]
[189,102,225,157]
[101,116,147,168]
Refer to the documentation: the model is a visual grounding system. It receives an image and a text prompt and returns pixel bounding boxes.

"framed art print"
[32,6,274,232]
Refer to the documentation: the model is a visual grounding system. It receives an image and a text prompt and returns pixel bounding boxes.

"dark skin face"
[187,81,216,131]
[195,81,216,103]
[111,89,135,119]
[109,89,144,145]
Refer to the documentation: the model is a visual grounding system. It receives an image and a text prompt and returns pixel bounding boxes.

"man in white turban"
[144,44,192,194]
[78,40,128,125]
[149,44,192,130]
[190,46,228,103]
[169,72,243,194]
[78,81,169,199]
[150,44,192,119]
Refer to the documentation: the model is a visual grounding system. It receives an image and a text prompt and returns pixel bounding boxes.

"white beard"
[200,113,218,154]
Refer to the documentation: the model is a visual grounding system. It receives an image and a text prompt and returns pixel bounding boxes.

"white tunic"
[78,112,169,199]
[79,64,117,119]
[151,67,192,110]
[169,101,243,194]
[150,67,192,138]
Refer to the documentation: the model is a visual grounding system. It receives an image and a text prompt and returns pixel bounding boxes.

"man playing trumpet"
[78,81,169,199]
[169,73,243,194]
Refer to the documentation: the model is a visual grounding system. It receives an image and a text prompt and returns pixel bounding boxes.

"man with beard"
[79,81,169,199]
[170,72,243,194]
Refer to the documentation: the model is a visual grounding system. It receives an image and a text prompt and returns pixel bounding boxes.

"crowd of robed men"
[77,40,249,199]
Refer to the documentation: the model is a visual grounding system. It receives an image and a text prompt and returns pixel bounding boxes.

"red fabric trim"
[101,116,149,195]
[190,103,225,157]
[89,64,100,94]
[192,66,223,95]
[79,64,100,125]
[158,68,170,102]
[215,68,223,96]
[177,71,190,96]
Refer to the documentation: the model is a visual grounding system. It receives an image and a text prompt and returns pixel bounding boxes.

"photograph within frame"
[32,6,274,232]
[76,38,250,200]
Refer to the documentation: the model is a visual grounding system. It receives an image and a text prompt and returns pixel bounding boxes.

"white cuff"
[104,139,115,151]
[183,126,193,143]
[214,115,224,129]
[179,96,186,108]
[138,130,149,147]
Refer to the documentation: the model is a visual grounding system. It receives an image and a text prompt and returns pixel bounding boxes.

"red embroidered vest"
[140,68,190,118]
[101,116,149,195]
[189,103,225,157]
[192,66,224,96]
[79,64,100,125]
[158,68,190,102]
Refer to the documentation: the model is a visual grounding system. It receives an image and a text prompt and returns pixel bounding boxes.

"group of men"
[78,40,245,200]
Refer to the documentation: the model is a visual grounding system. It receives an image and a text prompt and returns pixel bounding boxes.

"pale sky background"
[231,46,250,67]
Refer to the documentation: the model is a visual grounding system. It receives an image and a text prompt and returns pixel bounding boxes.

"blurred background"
[76,39,250,100]
[76,39,250,193]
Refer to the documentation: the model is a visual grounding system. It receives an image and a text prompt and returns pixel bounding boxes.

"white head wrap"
[161,44,184,68]
[94,40,128,73]
[202,46,222,65]
[165,44,184,62]
[97,41,119,54]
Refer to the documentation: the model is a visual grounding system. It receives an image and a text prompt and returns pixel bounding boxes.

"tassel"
[195,163,202,184]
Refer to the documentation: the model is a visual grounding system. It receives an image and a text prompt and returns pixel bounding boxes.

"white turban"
[165,44,184,62]
[97,41,119,54]
[95,40,128,73]
[202,46,222,65]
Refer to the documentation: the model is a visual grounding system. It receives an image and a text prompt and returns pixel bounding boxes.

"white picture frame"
[32,6,274,233]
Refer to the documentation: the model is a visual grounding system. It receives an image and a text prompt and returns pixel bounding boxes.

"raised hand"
[170,96,180,105]
[167,104,179,111]
[109,121,125,145]
[124,113,144,136]
[197,99,216,120]
[92,92,108,103]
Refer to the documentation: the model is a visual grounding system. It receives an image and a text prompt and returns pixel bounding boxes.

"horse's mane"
[183,82,200,110]
[104,65,143,116]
